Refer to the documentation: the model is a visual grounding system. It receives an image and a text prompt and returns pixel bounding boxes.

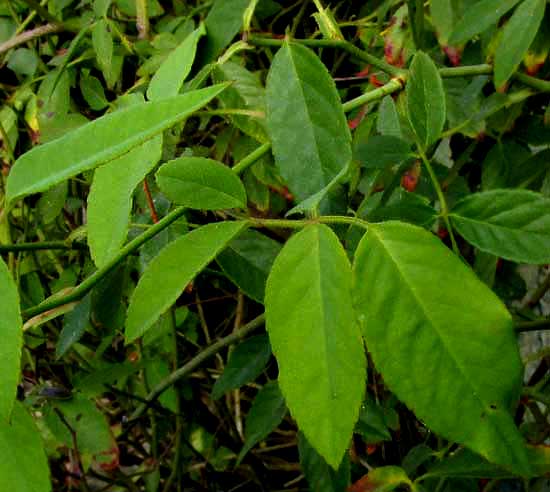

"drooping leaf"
[216,229,282,303]
[147,24,206,101]
[354,136,412,169]
[212,335,271,399]
[377,96,402,138]
[126,221,247,342]
[0,256,22,421]
[449,189,550,264]
[92,19,113,81]
[448,0,522,46]
[348,467,411,492]
[352,221,530,475]
[0,402,51,492]
[201,0,250,61]
[56,293,92,358]
[156,157,246,210]
[213,61,268,142]
[236,381,286,464]
[88,136,162,267]
[494,0,546,88]
[406,51,446,150]
[266,42,352,201]
[298,432,350,492]
[6,84,227,205]
[265,224,365,468]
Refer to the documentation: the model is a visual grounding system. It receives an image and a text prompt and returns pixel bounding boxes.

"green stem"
[135,0,149,39]
[0,240,87,252]
[523,387,550,408]
[417,148,460,255]
[231,142,271,175]
[247,35,405,77]
[247,215,370,230]
[515,318,550,333]
[128,314,265,423]
[17,0,60,24]
[22,206,187,319]
[438,64,492,78]
[342,78,404,113]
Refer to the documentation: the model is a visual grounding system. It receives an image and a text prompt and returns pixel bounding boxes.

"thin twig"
[128,314,265,423]
[0,22,64,56]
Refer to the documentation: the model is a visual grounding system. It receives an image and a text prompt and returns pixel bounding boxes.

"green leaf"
[43,394,117,468]
[349,467,411,492]
[92,19,113,77]
[0,257,22,422]
[211,335,271,399]
[0,402,51,492]
[236,381,286,464]
[430,0,454,45]
[216,229,282,303]
[155,157,247,210]
[298,432,350,492]
[213,61,268,142]
[56,293,92,358]
[449,189,550,264]
[424,448,513,479]
[494,0,546,88]
[406,51,446,150]
[354,136,412,169]
[88,136,162,267]
[126,221,247,342]
[147,24,205,101]
[6,84,227,205]
[80,74,109,111]
[352,221,530,476]
[202,0,251,61]
[448,0,522,45]
[265,224,365,468]
[266,42,352,201]
[377,96,402,138]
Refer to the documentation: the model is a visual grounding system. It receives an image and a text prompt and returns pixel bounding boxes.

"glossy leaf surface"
[352,221,529,475]
[266,42,351,201]
[450,190,550,264]
[448,0,522,45]
[147,24,205,101]
[0,256,22,422]
[265,224,365,468]
[406,51,446,150]
[126,221,247,342]
[0,403,51,492]
[217,229,282,302]
[156,157,246,210]
[494,0,546,88]
[212,335,271,399]
[88,136,162,267]
[6,84,226,205]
